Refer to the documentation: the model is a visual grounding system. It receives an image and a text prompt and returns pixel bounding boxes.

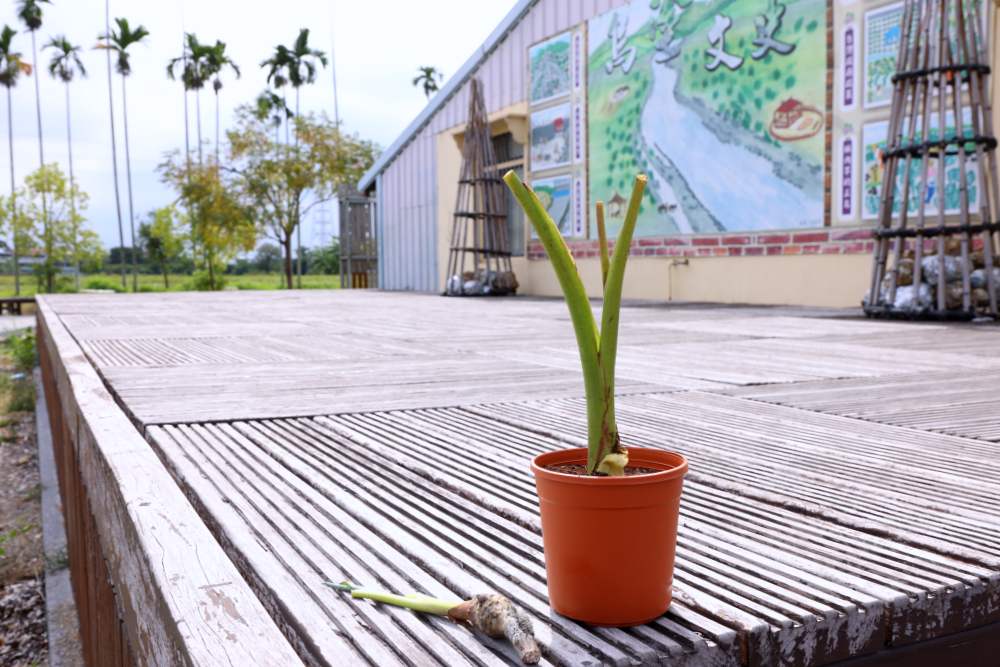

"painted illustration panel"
[530,104,572,172]
[530,32,572,104]
[587,0,826,238]
[863,3,902,109]
[531,175,574,236]
[861,114,979,220]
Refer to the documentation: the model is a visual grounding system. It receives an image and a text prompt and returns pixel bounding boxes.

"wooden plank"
[149,419,739,667]
[36,296,302,667]
[329,406,1000,649]
[725,370,1000,442]
[467,394,1000,568]
[40,290,1000,666]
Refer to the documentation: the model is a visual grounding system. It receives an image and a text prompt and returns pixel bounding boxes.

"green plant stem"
[596,201,609,288]
[598,175,646,457]
[503,171,608,472]
[328,581,460,615]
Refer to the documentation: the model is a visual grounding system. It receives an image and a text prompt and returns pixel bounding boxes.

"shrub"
[186,270,226,291]
[5,330,35,373]
[84,277,125,292]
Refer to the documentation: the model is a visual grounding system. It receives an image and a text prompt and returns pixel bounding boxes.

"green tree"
[227,107,376,289]
[308,240,340,275]
[0,25,30,294]
[98,17,149,292]
[253,89,291,146]
[412,65,442,98]
[167,33,212,164]
[76,228,103,274]
[260,29,327,286]
[16,163,95,292]
[252,242,282,273]
[203,40,240,162]
[45,35,86,288]
[16,0,51,290]
[97,0,125,289]
[0,188,36,279]
[139,205,184,288]
[158,155,256,290]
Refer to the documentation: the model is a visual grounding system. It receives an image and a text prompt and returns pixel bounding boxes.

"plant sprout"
[329,582,540,664]
[503,171,647,475]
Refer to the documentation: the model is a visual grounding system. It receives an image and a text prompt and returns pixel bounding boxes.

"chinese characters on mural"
[588,0,826,236]
[606,14,638,74]
[702,0,795,73]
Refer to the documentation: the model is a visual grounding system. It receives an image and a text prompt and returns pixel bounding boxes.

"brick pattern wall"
[526,228,875,260]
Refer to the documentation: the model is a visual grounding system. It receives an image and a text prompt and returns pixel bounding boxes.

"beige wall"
[513,254,871,308]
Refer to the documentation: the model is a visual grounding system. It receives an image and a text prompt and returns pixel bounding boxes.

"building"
[359,0,999,307]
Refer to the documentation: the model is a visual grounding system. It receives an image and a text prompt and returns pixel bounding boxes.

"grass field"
[0,273,341,297]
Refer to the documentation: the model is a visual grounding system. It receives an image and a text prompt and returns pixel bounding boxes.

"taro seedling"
[328,582,540,664]
[503,171,647,475]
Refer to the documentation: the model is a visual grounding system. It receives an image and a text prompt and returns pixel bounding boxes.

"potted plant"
[503,171,688,627]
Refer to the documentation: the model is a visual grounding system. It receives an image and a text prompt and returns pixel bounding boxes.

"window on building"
[492,132,525,257]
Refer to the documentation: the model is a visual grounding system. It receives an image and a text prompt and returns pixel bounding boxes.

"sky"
[0,0,516,249]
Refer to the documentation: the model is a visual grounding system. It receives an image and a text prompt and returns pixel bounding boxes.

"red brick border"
[526,228,875,260]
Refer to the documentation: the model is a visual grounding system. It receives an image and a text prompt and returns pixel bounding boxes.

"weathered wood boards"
[38,290,1000,666]
[36,297,300,666]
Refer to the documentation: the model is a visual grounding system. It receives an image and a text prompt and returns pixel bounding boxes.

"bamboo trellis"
[865,0,999,320]
[445,77,518,296]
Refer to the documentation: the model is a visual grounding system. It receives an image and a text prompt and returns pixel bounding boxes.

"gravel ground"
[0,355,47,666]
[0,578,46,666]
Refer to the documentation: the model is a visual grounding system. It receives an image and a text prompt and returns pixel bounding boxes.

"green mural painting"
[587,0,827,237]
[530,33,573,103]
[862,113,979,220]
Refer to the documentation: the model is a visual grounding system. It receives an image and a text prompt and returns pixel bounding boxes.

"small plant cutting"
[503,171,688,626]
[327,582,540,664]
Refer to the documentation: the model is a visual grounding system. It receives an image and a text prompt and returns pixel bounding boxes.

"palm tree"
[261,29,327,287]
[269,29,327,133]
[0,26,29,295]
[99,17,149,292]
[203,40,240,162]
[45,36,85,289]
[16,0,52,290]
[253,89,292,146]
[168,33,210,165]
[413,66,442,98]
[97,0,126,289]
[260,45,291,145]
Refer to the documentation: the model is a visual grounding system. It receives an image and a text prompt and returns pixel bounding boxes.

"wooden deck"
[36,290,1000,666]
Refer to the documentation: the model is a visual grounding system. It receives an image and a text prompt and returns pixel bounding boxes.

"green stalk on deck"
[503,171,647,474]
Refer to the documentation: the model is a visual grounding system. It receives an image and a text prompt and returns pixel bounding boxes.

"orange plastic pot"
[531,447,687,626]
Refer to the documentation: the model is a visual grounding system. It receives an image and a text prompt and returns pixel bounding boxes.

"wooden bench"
[0,296,34,315]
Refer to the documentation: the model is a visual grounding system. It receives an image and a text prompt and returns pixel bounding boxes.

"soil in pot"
[545,463,660,476]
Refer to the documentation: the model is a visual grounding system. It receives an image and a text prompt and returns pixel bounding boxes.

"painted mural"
[863,3,902,109]
[530,103,572,172]
[587,0,827,237]
[861,112,979,220]
[531,175,574,235]
[530,33,573,103]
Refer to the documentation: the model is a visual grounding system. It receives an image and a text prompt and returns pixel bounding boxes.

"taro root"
[448,594,540,664]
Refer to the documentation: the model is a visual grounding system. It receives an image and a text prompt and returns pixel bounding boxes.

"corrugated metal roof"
[357,0,539,192]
